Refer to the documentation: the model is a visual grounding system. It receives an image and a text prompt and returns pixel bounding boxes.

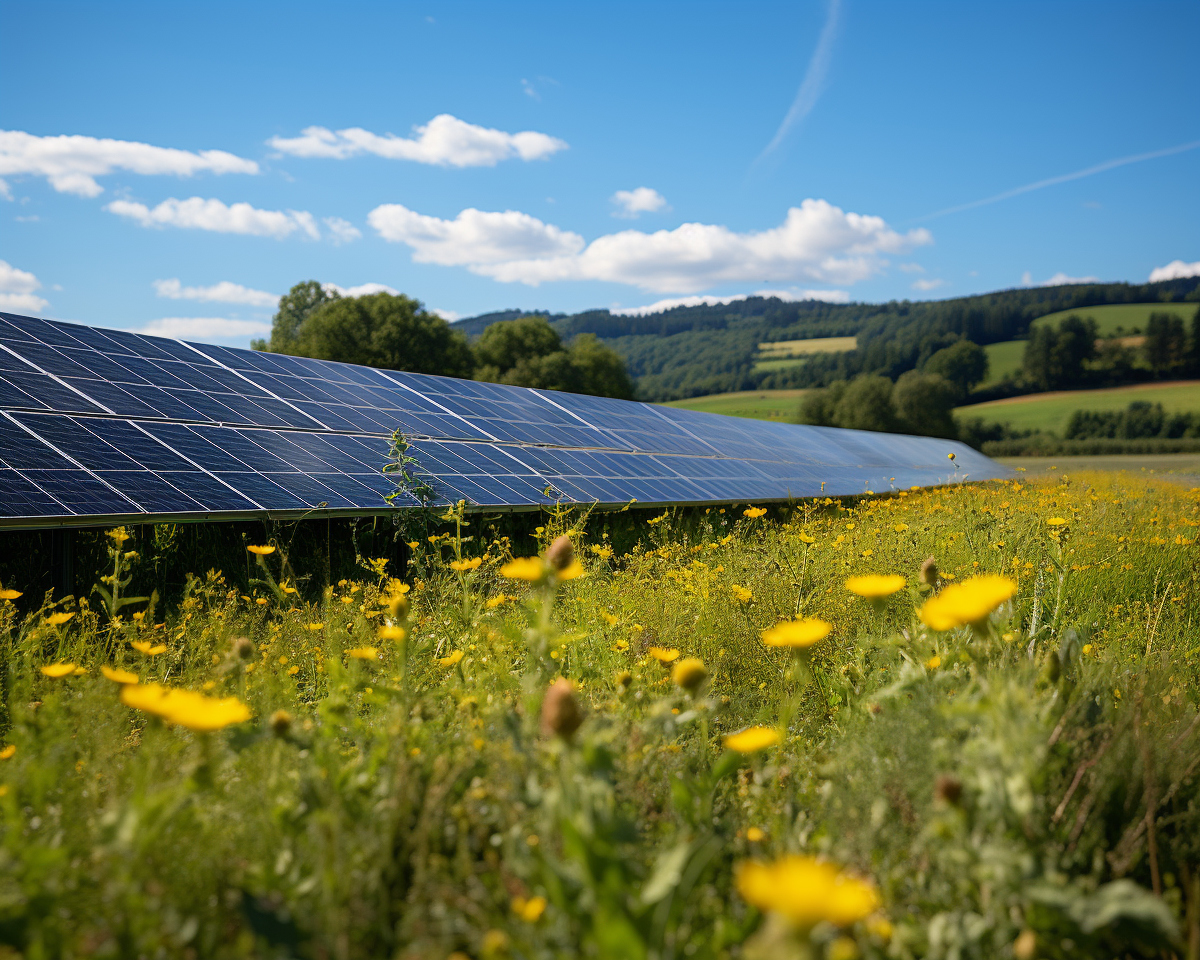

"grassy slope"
[1031,301,1198,336]
[956,379,1200,433]
[662,388,806,420]
[977,338,1027,387]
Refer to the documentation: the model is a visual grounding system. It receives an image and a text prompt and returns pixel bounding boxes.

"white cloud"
[1149,259,1200,282]
[128,317,272,342]
[153,278,278,308]
[611,187,668,218]
[268,114,567,167]
[911,278,946,291]
[897,262,925,274]
[107,196,320,239]
[324,216,361,244]
[370,198,930,294]
[323,281,399,298]
[432,307,462,322]
[0,259,48,312]
[1040,272,1100,287]
[612,288,850,316]
[0,129,258,198]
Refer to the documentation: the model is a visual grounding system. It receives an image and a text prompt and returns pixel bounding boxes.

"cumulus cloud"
[153,278,278,308]
[323,282,399,298]
[612,288,849,317]
[0,129,258,198]
[323,216,362,244]
[1149,259,1200,282]
[611,187,668,218]
[370,198,929,294]
[129,317,272,342]
[268,114,567,167]
[107,197,320,239]
[0,260,49,312]
[1023,271,1100,287]
[911,278,946,291]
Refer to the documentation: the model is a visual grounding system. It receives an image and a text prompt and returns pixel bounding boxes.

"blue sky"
[2,0,1198,346]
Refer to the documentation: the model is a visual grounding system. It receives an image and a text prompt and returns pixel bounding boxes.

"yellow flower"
[131,640,167,656]
[450,557,482,572]
[307,622,325,631]
[120,683,251,732]
[46,612,75,627]
[894,524,909,532]
[511,895,547,923]
[500,557,546,581]
[0,744,14,760]
[555,560,586,581]
[601,611,618,625]
[247,544,275,555]
[672,657,707,691]
[845,574,906,598]
[40,663,76,678]
[735,855,879,928]
[725,726,781,754]
[347,646,379,660]
[731,585,754,603]
[287,664,300,675]
[919,574,1018,631]
[797,532,816,544]
[744,507,767,519]
[107,527,131,546]
[925,655,942,670]
[485,594,510,609]
[648,646,680,664]
[406,540,419,550]
[761,618,831,649]
[746,826,766,842]
[100,665,139,684]
[0,588,22,600]
[439,649,465,668]
[947,452,956,460]
[377,624,407,641]
[1046,517,1068,526]
[590,544,613,559]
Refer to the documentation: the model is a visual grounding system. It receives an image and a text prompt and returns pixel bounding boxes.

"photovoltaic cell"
[0,312,1010,526]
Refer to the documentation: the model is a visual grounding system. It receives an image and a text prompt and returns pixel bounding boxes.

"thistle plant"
[91,526,149,623]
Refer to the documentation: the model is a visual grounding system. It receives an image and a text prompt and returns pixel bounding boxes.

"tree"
[798,381,846,427]
[473,315,563,379]
[289,292,474,377]
[253,281,338,353]
[892,371,959,438]
[923,340,989,400]
[567,333,635,399]
[832,375,897,432]
[1143,313,1186,377]
[1022,315,1097,390]
[1188,311,1200,377]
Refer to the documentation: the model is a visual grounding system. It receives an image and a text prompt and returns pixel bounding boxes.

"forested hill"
[453,277,1200,401]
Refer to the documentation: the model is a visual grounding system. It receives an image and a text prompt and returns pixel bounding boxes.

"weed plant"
[0,472,1197,959]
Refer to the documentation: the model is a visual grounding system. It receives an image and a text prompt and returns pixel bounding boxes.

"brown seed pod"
[232,636,255,660]
[546,534,574,571]
[919,556,939,587]
[269,709,293,737]
[540,678,584,740]
[934,774,963,806]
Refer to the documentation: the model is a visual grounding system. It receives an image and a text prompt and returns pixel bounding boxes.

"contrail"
[756,0,841,161]
[913,139,1200,222]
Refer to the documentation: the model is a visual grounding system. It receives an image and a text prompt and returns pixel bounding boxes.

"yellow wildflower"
[439,650,465,668]
[131,640,168,656]
[845,574,906,598]
[485,594,509,609]
[500,557,546,581]
[724,726,781,753]
[761,618,831,649]
[377,624,407,641]
[731,585,754,603]
[555,559,586,581]
[601,611,618,625]
[735,855,879,928]
[450,557,482,572]
[744,506,767,519]
[590,544,613,559]
[0,588,22,600]
[925,655,942,670]
[100,665,139,684]
[287,665,300,675]
[347,646,379,660]
[511,895,547,923]
[672,657,707,691]
[919,574,1018,631]
[40,663,76,678]
[746,826,766,842]
[0,744,14,760]
[307,622,325,631]
[798,532,816,544]
[1046,517,1068,526]
[120,683,250,732]
[648,646,680,664]
[46,612,75,627]
[246,544,275,555]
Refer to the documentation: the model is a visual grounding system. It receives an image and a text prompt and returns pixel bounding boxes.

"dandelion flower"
[46,612,75,627]
[511,895,547,923]
[500,557,546,581]
[120,683,250,732]
[100,665,139,684]
[744,507,767,519]
[0,744,14,760]
[1046,517,1068,526]
[439,650,465,668]
[555,560,586,581]
[377,624,407,641]
[131,640,167,656]
[919,574,1018,631]
[672,657,707,692]
[761,618,831,649]
[0,589,22,600]
[725,726,781,753]
[485,594,509,609]
[735,855,879,928]
[247,544,275,556]
[590,544,613,559]
[40,663,76,678]
[925,655,941,670]
[798,532,816,544]
[845,574,906,598]
[746,826,766,842]
[731,585,754,603]
[347,646,379,660]
[450,557,482,572]
[947,452,956,461]
[307,622,325,631]
[648,646,680,664]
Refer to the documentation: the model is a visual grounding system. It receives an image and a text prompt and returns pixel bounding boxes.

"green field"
[976,338,1026,388]
[664,388,806,421]
[1031,301,1198,337]
[753,336,857,373]
[957,379,1200,433]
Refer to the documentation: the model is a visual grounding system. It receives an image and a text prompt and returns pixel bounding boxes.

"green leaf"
[641,840,692,905]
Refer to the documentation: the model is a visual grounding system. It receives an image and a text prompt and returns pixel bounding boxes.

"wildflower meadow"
[1,471,1197,959]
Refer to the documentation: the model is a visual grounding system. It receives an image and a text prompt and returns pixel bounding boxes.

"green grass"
[976,339,1026,388]
[1031,301,1198,336]
[956,380,1200,433]
[753,337,857,374]
[2,477,1197,957]
[663,388,807,421]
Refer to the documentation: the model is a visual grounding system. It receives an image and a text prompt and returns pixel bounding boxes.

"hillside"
[453,277,1200,402]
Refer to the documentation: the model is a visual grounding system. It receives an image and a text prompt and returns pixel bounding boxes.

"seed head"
[232,636,255,660]
[540,678,584,740]
[546,534,574,571]
[919,556,939,587]
[934,774,963,806]
[615,669,633,691]
[269,709,292,737]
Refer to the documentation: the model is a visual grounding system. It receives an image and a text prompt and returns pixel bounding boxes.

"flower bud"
[232,636,255,660]
[540,678,584,740]
[269,709,292,737]
[672,657,707,693]
[919,556,939,587]
[546,534,574,571]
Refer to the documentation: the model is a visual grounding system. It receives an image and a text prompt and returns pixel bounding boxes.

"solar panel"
[0,312,1010,527]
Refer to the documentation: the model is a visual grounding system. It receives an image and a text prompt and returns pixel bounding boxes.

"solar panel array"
[0,311,1009,527]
